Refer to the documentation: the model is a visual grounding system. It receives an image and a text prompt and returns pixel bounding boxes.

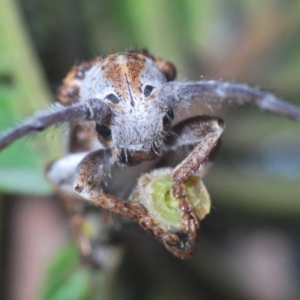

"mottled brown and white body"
[1,50,300,258]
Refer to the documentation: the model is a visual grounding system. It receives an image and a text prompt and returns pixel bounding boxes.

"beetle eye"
[96,123,112,139]
[106,94,120,104]
[144,85,154,97]
[163,109,174,126]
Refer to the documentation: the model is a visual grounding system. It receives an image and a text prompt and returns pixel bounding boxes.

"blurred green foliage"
[42,244,99,300]
[0,0,61,193]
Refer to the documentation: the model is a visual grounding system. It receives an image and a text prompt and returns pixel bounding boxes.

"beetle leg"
[46,152,95,256]
[168,116,224,254]
[73,149,198,259]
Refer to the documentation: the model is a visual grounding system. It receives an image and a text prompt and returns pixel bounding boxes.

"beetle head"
[80,52,176,165]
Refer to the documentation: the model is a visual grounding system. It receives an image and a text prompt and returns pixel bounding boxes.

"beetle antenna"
[0,99,109,151]
[166,81,300,122]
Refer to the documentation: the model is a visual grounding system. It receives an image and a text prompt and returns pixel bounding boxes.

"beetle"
[1,50,300,259]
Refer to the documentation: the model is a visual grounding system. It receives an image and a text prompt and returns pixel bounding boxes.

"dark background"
[1,0,300,299]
